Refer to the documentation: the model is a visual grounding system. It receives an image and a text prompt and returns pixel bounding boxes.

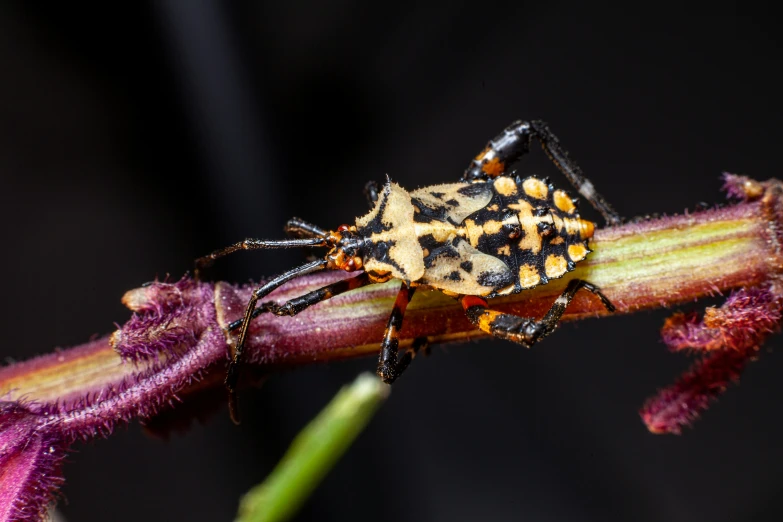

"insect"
[196,120,621,423]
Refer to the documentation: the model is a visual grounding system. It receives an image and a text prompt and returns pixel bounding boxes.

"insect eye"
[338,224,350,232]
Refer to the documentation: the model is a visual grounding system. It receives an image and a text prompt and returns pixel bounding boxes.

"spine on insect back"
[2,174,783,521]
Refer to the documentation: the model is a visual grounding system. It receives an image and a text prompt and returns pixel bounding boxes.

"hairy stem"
[2,174,782,520]
[2,178,782,407]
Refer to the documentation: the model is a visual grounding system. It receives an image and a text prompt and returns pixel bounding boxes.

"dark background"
[1,5,782,522]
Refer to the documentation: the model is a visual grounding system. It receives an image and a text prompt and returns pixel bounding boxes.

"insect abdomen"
[464,176,594,295]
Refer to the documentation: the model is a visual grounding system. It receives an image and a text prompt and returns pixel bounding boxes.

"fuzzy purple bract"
[640,281,783,434]
[0,277,226,521]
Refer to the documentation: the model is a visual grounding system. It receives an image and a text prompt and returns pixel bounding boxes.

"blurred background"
[1,4,782,521]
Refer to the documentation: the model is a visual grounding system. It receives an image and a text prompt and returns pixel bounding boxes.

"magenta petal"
[0,403,66,522]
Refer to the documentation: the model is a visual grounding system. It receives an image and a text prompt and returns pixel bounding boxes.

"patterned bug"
[196,120,621,423]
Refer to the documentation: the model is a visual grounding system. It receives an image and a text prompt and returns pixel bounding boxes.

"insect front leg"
[226,272,372,332]
[461,279,615,346]
[226,259,327,424]
[377,283,418,384]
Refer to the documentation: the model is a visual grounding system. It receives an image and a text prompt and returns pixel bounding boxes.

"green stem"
[235,373,390,522]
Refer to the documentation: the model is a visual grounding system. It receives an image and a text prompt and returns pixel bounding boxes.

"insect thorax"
[355,177,594,297]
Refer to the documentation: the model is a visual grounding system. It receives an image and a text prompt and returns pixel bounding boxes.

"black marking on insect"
[196,119,622,424]
[446,271,462,282]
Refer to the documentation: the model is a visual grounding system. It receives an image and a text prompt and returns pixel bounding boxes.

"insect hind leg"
[528,120,621,226]
[461,279,615,347]
[462,120,622,226]
[463,120,533,182]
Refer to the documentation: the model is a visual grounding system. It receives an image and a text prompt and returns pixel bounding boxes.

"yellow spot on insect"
[509,198,542,254]
[367,271,393,283]
[478,310,503,332]
[422,248,430,258]
[579,219,595,239]
[493,176,517,196]
[550,236,564,245]
[522,177,548,199]
[568,243,589,262]
[414,222,459,243]
[487,204,499,211]
[482,220,504,234]
[497,245,511,256]
[518,232,542,255]
[553,189,576,213]
[562,217,591,236]
[465,219,483,247]
[518,264,540,288]
[545,254,568,279]
[482,157,505,176]
[507,199,533,213]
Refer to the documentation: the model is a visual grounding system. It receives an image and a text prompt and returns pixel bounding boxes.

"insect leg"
[364,180,381,207]
[226,259,327,424]
[283,217,329,239]
[463,121,533,182]
[528,120,621,226]
[411,336,430,357]
[226,272,372,332]
[376,284,418,384]
[194,236,326,278]
[462,120,621,226]
[461,279,615,346]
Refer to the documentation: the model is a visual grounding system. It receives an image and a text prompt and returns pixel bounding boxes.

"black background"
[1,5,782,522]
